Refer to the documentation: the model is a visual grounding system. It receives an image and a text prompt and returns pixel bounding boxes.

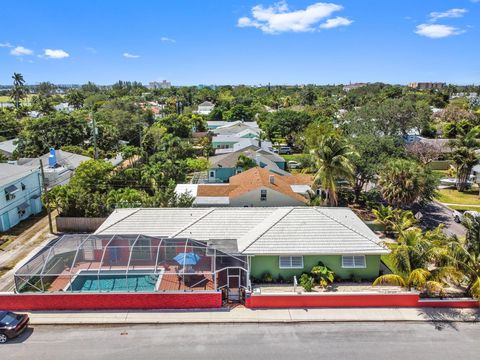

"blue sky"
[0,0,479,85]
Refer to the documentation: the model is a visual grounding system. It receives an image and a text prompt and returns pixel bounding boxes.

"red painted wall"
[245,293,479,308]
[0,292,222,311]
[418,299,480,308]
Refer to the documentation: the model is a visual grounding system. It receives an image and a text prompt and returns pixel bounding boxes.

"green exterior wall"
[250,255,381,281]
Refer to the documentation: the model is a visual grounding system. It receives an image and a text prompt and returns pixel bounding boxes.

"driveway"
[420,201,466,238]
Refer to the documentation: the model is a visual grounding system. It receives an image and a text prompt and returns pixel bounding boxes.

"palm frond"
[373,274,406,287]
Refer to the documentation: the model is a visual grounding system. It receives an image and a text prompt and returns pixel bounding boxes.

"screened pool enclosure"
[14,234,249,294]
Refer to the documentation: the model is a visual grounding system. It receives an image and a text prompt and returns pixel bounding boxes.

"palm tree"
[450,126,480,192]
[310,129,355,206]
[236,154,257,171]
[372,205,417,237]
[10,72,27,108]
[374,227,462,294]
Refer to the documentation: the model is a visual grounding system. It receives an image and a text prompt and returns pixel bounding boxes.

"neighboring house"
[343,83,368,92]
[177,167,312,207]
[0,138,18,159]
[196,101,215,115]
[17,149,91,189]
[0,163,43,232]
[212,121,260,136]
[207,121,227,130]
[208,146,287,183]
[408,82,446,90]
[54,102,74,113]
[95,207,389,281]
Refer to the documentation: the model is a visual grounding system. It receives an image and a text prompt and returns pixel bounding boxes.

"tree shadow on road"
[418,308,480,331]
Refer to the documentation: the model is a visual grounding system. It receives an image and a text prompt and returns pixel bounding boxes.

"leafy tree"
[372,205,417,237]
[65,89,86,109]
[236,154,257,171]
[406,141,442,165]
[350,134,405,202]
[30,95,55,115]
[378,159,438,208]
[106,188,148,208]
[0,110,21,138]
[17,111,88,157]
[263,110,312,148]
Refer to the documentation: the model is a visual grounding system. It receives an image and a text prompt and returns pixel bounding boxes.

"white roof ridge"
[238,208,295,252]
[96,208,140,234]
[168,208,216,238]
[313,207,386,250]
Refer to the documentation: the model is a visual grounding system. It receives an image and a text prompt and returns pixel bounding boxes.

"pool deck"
[47,262,215,292]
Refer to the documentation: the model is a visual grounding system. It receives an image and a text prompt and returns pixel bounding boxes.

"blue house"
[208,146,288,183]
[0,163,43,232]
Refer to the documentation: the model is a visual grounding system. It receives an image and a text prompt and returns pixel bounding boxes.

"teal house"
[0,163,43,232]
[208,146,287,183]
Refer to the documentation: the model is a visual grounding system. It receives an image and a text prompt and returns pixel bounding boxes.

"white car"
[288,160,302,169]
[453,209,480,223]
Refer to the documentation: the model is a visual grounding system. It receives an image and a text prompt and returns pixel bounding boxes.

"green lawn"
[283,154,305,162]
[0,94,34,103]
[436,188,480,205]
[448,205,480,212]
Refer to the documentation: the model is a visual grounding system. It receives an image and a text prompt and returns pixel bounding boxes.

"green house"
[96,207,389,285]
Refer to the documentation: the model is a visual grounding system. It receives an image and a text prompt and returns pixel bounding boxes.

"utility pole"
[91,111,98,160]
[39,159,54,234]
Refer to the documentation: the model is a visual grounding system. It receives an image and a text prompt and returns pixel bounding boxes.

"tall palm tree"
[450,126,480,192]
[310,129,355,206]
[10,72,27,108]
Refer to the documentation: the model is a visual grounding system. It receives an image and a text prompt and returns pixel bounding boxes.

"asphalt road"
[420,201,466,238]
[1,322,479,360]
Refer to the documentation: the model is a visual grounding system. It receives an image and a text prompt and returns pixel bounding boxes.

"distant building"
[176,167,313,207]
[0,163,43,231]
[148,80,171,89]
[0,138,18,159]
[17,149,91,189]
[343,83,368,92]
[196,101,215,115]
[408,82,446,90]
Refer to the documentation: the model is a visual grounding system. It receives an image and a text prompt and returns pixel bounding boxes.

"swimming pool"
[66,269,163,292]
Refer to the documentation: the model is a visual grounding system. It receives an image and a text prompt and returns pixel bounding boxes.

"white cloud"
[10,46,33,56]
[44,49,70,59]
[319,16,353,29]
[161,37,176,43]
[415,24,464,38]
[429,8,467,22]
[0,42,12,48]
[123,52,140,58]
[237,1,347,34]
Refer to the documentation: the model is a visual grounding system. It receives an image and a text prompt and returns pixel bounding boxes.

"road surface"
[420,201,466,238]
[1,323,478,359]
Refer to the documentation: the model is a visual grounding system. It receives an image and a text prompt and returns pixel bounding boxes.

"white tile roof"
[96,207,388,255]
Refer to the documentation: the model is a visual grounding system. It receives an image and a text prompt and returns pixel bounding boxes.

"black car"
[0,311,29,343]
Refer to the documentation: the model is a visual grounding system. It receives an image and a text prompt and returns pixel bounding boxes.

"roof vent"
[269,175,275,184]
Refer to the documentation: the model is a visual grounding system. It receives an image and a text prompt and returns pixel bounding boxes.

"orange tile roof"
[228,167,311,203]
[197,184,239,197]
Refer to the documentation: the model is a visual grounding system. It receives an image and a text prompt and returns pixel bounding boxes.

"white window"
[260,189,267,201]
[279,256,304,269]
[342,255,366,268]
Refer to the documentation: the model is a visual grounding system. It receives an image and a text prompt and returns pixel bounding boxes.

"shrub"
[299,273,315,292]
[311,264,335,288]
[262,272,273,283]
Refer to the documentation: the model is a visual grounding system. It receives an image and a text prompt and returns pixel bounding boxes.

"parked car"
[0,311,29,343]
[452,209,480,223]
[287,160,302,169]
[278,146,292,155]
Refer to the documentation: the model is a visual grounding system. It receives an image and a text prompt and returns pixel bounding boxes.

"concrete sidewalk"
[26,307,480,325]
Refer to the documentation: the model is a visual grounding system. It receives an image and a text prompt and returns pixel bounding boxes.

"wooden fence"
[56,217,107,233]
